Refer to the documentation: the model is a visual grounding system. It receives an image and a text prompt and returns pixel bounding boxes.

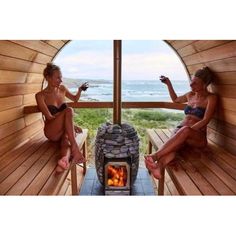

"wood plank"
[213,108,236,126]
[0,131,44,169]
[43,40,65,49]
[0,70,27,84]
[25,113,43,126]
[208,141,236,168]
[183,41,236,66]
[0,40,52,64]
[0,118,25,140]
[0,84,41,97]
[211,84,236,99]
[0,137,48,183]
[178,40,231,57]
[26,73,44,83]
[0,55,45,73]
[0,119,43,157]
[208,119,236,140]
[188,57,236,74]
[0,141,52,194]
[0,95,23,111]
[58,179,70,195]
[207,151,236,181]
[178,44,197,57]
[146,129,163,150]
[23,93,37,105]
[178,160,218,195]
[22,151,62,195]
[165,179,180,195]
[0,106,24,126]
[6,145,57,195]
[189,157,234,195]
[208,127,236,156]
[193,40,232,52]
[219,97,236,112]
[10,40,58,57]
[214,72,236,85]
[171,40,197,50]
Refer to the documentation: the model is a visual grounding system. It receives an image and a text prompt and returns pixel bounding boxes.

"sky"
[54,40,189,81]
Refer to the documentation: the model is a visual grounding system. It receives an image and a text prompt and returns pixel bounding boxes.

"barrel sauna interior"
[0,40,69,157]
[0,40,236,187]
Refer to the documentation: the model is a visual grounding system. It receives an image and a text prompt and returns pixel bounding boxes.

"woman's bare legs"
[144,127,207,179]
[56,134,71,172]
[147,126,207,162]
[44,107,85,163]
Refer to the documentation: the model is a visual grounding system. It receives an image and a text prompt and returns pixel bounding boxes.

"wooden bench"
[0,129,88,195]
[147,128,236,195]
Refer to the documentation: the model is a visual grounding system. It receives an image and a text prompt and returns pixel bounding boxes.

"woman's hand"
[160,75,171,86]
[79,82,89,92]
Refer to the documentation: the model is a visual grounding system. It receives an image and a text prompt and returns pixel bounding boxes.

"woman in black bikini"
[145,67,217,179]
[35,63,88,172]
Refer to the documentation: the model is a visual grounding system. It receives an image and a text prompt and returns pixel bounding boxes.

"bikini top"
[47,103,68,115]
[184,105,206,119]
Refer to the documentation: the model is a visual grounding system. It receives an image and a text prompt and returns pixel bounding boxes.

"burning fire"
[107,165,127,187]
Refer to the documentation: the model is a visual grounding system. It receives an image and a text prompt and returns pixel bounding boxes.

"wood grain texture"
[171,40,197,50]
[0,70,27,84]
[183,41,236,66]
[0,84,41,97]
[42,40,65,49]
[0,119,43,157]
[10,40,58,57]
[0,55,45,73]
[0,40,52,64]
[178,40,231,57]
[188,57,236,74]
[0,95,23,111]
[0,106,24,126]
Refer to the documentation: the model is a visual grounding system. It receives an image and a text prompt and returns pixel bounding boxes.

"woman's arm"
[191,94,217,130]
[35,92,55,121]
[161,76,188,103]
[61,84,85,102]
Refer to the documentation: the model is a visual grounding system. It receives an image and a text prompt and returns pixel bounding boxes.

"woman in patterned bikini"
[35,63,88,172]
[145,67,217,179]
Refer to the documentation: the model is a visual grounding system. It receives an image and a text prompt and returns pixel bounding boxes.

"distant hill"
[63,77,112,88]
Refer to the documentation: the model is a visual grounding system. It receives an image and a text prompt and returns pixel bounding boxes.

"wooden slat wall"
[167,40,236,155]
[0,40,67,156]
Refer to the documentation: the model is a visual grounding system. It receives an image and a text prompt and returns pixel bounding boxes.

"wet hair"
[194,67,214,85]
[43,63,60,79]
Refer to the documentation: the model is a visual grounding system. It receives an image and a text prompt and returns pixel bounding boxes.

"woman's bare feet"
[144,155,163,179]
[56,156,70,173]
[71,145,86,164]
[144,155,157,170]
[151,166,162,179]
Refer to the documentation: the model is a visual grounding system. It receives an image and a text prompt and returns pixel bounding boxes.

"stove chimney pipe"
[113,40,122,125]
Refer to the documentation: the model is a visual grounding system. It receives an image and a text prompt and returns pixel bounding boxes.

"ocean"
[69,79,190,102]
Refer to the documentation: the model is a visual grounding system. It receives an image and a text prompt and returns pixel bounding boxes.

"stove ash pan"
[95,122,140,185]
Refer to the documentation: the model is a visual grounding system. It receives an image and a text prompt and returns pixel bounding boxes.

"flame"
[107,165,127,187]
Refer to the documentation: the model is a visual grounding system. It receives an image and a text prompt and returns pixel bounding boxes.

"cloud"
[54,49,188,80]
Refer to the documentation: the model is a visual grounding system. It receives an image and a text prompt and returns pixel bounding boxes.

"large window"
[54,40,113,102]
